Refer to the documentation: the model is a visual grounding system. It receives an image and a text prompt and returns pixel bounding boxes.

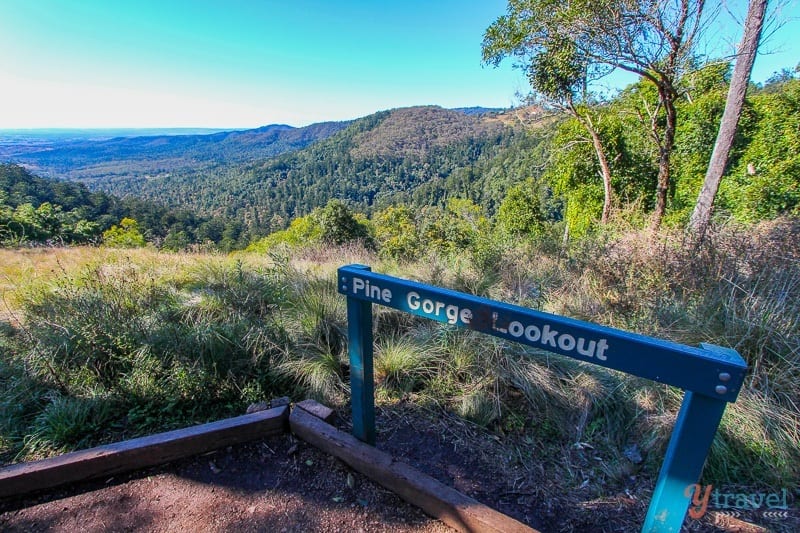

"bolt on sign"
[338,265,747,533]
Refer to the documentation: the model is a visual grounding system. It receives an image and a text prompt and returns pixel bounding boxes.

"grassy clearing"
[1,221,798,499]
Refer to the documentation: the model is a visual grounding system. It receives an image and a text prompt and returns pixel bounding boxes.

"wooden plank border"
[289,404,538,533]
[0,405,288,498]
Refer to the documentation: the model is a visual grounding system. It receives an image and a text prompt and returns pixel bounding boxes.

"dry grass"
[2,219,798,501]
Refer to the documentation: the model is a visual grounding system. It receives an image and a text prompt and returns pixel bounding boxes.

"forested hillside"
[73,106,537,228]
[0,164,249,249]
[3,75,799,244]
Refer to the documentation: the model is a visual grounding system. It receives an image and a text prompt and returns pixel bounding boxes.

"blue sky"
[0,0,797,129]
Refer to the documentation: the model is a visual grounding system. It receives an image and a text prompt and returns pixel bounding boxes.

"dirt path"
[1,406,789,532]
[0,430,452,533]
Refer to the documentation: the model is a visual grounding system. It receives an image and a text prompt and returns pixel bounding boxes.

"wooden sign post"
[338,264,747,532]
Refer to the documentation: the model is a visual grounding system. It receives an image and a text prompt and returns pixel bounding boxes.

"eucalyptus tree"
[483,0,713,229]
[484,20,616,224]
[689,0,769,239]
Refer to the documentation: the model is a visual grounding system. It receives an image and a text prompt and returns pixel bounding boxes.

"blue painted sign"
[338,264,746,400]
[337,264,747,532]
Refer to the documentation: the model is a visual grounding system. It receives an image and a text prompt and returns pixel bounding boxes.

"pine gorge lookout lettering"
[350,275,610,361]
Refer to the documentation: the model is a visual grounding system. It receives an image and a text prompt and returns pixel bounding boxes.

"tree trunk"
[651,86,678,230]
[689,0,768,239]
[575,111,613,224]
[592,129,614,224]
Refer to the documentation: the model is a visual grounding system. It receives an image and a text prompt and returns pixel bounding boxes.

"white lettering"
[406,291,472,325]
[524,325,541,342]
[541,325,558,348]
[353,278,365,294]
[595,339,609,361]
[576,338,596,357]
[558,334,576,351]
[352,277,392,303]
[486,312,609,361]
[492,312,507,333]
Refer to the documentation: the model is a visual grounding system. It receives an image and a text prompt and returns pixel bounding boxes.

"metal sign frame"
[338,264,747,532]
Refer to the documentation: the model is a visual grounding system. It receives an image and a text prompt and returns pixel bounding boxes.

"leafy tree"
[496,178,547,237]
[162,229,191,251]
[420,198,490,254]
[0,164,234,248]
[483,8,615,223]
[718,78,800,220]
[70,219,100,242]
[318,199,372,246]
[764,67,797,87]
[669,63,731,218]
[246,214,323,252]
[484,0,711,229]
[102,218,146,248]
[373,205,421,261]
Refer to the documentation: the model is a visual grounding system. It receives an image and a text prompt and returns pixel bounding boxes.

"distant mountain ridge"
[450,106,505,115]
[2,121,350,180]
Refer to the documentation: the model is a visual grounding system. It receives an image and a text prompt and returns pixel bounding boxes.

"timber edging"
[1,400,538,533]
[0,405,288,498]
[290,402,539,533]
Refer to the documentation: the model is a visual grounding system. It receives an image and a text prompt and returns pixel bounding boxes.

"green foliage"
[373,205,421,261]
[0,166,105,245]
[9,108,516,237]
[247,201,373,253]
[277,271,348,404]
[102,217,146,248]
[374,334,432,393]
[719,79,800,221]
[318,199,373,246]
[496,178,547,237]
[543,119,605,236]
[247,214,323,252]
[420,198,488,254]
[5,70,800,245]
[25,395,115,456]
[3,257,290,458]
[2,218,799,494]
[670,64,731,219]
[0,163,237,249]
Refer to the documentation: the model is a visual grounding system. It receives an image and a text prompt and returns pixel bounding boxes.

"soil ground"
[0,405,794,532]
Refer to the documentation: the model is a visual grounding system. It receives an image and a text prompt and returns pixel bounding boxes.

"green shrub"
[102,217,146,248]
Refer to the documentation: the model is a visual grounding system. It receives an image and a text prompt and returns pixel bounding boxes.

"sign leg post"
[642,390,728,532]
[345,272,375,445]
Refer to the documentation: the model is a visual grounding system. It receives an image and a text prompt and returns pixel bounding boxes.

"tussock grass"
[374,333,434,393]
[544,219,800,488]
